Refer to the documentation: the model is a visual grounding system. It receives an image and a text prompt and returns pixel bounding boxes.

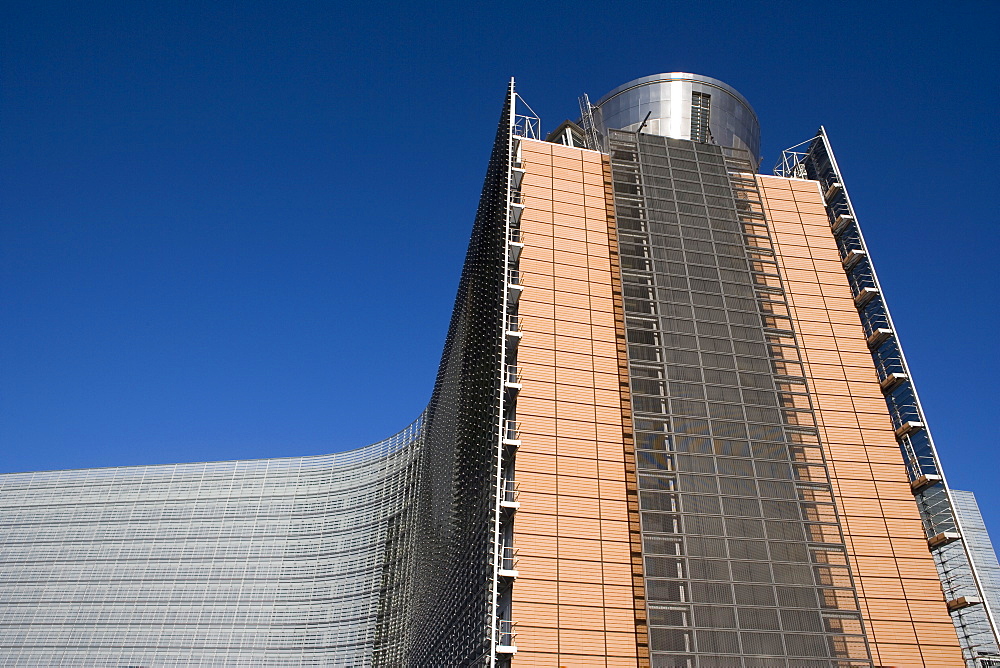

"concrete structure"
[0,73,995,667]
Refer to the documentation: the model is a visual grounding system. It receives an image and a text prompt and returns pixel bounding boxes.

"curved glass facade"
[0,420,423,666]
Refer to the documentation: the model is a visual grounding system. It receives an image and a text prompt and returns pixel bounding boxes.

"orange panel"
[760,175,963,663]
[512,140,639,665]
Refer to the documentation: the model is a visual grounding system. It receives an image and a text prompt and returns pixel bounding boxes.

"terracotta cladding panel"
[551,235,589,257]
[525,198,555,214]
[556,419,598,441]
[552,221,590,241]
[553,276,594,296]
[553,175,586,192]
[552,190,586,208]
[553,348,598,370]
[557,456,599,479]
[520,492,558,515]
[557,652,609,667]
[557,495,602,519]
[767,210,806,225]
[764,197,799,212]
[546,153,582,171]
[553,303,593,324]
[558,536,605,560]
[520,148,552,164]
[552,261,591,282]
[759,175,961,657]
[512,143,635,664]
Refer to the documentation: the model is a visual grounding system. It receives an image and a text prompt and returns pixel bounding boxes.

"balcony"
[502,419,521,448]
[854,286,879,307]
[505,314,522,341]
[910,473,942,494]
[504,365,522,392]
[511,165,526,191]
[879,372,908,393]
[824,181,843,201]
[496,618,517,654]
[507,269,523,302]
[842,248,866,269]
[895,421,925,439]
[509,190,525,226]
[508,229,524,263]
[498,545,519,579]
[928,531,961,550]
[866,328,893,349]
[831,213,854,235]
[947,596,982,612]
[500,478,520,511]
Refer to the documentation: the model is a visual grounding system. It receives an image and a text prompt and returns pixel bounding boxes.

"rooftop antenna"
[635,110,652,135]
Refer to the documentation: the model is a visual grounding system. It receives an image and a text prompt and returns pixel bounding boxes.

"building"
[952,489,1000,663]
[0,72,996,667]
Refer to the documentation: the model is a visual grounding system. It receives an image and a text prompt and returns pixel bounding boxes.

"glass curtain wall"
[0,422,422,667]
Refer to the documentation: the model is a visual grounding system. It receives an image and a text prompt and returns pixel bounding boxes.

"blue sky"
[3,1,998,530]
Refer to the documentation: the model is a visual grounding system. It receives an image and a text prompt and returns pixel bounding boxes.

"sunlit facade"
[0,423,422,666]
[1,73,996,667]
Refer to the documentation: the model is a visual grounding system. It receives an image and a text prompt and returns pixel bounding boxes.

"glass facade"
[952,491,1000,633]
[0,421,422,666]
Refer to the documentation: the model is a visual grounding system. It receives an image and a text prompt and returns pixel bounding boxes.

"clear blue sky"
[3,1,998,529]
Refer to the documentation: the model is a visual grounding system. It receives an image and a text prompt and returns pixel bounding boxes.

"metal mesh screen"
[609,130,872,667]
[403,87,513,666]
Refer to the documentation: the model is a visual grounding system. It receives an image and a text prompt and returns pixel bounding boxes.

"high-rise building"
[0,73,996,667]
[952,489,1000,660]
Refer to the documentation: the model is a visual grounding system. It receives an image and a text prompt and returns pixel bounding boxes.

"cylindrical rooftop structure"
[593,72,760,160]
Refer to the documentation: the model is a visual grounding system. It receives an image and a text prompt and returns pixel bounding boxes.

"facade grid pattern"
[608,130,870,667]
[508,138,640,667]
[758,175,966,666]
[0,74,988,668]
[774,128,996,664]
[0,421,423,667]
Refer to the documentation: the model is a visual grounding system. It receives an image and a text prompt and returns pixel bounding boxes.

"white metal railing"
[503,419,520,443]
[513,115,540,140]
[504,365,521,386]
[496,618,517,647]
[498,544,518,571]
[500,478,519,503]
